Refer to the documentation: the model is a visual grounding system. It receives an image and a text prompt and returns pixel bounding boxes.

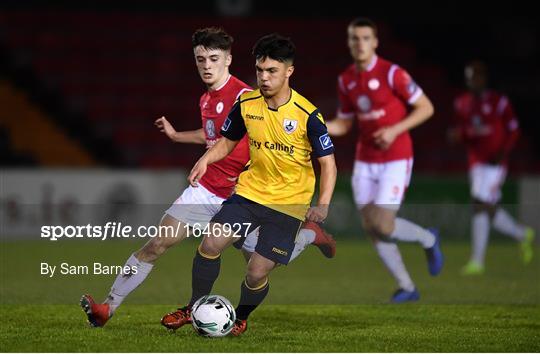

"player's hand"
[306,205,329,223]
[188,159,208,187]
[373,126,398,150]
[155,116,177,141]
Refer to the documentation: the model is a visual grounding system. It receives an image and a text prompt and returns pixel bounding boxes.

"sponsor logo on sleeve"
[319,133,334,150]
[407,81,418,95]
[221,118,231,132]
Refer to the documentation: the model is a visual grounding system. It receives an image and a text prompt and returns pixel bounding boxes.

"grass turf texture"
[1,239,539,351]
[2,304,538,352]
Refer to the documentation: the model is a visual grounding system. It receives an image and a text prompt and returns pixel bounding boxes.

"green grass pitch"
[1,239,539,352]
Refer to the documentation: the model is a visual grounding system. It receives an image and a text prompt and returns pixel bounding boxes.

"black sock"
[188,248,221,306]
[235,279,270,320]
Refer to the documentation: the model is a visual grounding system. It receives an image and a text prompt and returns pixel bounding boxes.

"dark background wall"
[1,0,538,173]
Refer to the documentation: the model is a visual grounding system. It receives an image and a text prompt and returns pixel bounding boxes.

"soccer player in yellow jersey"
[185,33,337,335]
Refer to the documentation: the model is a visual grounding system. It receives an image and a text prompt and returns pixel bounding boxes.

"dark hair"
[192,27,233,51]
[348,17,378,37]
[252,33,295,63]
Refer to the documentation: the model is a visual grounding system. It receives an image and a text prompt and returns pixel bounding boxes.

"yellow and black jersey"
[220,88,334,220]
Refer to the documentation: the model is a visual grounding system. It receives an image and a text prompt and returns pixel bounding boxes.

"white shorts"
[352,159,413,211]
[165,184,225,228]
[469,163,507,204]
[165,184,259,249]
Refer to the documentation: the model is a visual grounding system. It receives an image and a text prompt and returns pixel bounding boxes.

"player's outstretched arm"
[326,118,353,137]
[373,94,434,150]
[155,116,206,144]
[306,154,337,223]
[188,137,240,187]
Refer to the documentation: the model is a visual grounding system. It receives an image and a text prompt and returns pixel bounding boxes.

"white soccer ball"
[191,295,236,337]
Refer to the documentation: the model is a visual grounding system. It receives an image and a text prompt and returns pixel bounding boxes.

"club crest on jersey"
[205,119,216,139]
[216,102,224,114]
[283,119,298,134]
[368,79,380,90]
[357,95,372,113]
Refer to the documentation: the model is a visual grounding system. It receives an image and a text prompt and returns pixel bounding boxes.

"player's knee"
[158,214,186,239]
[472,200,496,216]
[362,219,391,238]
[370,220,394,240]
[199,238,222,257]
[246,264,269,286]
[246,273,267,287]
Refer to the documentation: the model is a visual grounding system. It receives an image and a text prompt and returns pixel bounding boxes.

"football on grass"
[191,295,236,337]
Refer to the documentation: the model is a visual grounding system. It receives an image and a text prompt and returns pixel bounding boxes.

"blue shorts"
[211,194,302,265]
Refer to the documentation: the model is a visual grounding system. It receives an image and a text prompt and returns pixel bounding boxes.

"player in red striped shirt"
[326,17,443,303]
[451,60,535,275]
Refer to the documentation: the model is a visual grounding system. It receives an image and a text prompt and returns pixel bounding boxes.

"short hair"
[252,33,295,63]
[192,27,233,51]
[348,17,378,37]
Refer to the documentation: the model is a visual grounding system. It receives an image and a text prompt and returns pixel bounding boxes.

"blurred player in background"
[172,33,337,336]
[450,60,535,275]
[80,27,335,328]
[326,17,443,303]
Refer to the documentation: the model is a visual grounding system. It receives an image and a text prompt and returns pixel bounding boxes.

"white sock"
[374,241,415,292]
[471,212,490,265]
[289,228,315,262]
[105,254,154,313]
[492,208,525,241]
[390,218,435,248]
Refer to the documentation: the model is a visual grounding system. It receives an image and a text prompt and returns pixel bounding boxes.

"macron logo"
[221,118,231,132]
[319,133,333,150]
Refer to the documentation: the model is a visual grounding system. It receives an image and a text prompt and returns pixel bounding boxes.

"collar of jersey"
[209,74,232,95]
[355,55,378,74]
[264,88,293,112]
